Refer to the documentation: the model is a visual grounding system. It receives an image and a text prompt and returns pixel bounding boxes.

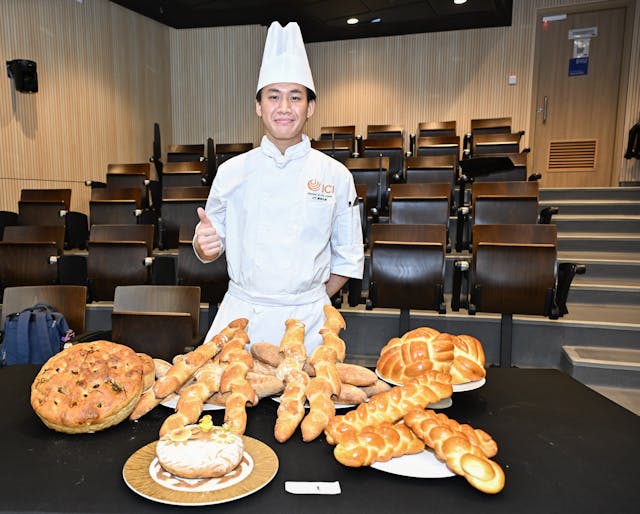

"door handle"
[543,96,548,123]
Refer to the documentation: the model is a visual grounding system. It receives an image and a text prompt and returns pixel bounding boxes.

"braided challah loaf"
[450,335,486,385]
[376,328,455,384]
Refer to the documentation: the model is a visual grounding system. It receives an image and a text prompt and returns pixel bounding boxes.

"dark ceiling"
[111,0,513,42]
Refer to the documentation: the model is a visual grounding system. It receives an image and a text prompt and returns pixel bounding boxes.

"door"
[532,6,626,187]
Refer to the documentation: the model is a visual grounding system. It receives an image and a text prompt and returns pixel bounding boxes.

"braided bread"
[333,421,425,467]
[318,305,346,362]
[274,369,309,442]
[450,334,486,384]
[376,328,455,384]
[403,409,504,494]
[325,370,452,445]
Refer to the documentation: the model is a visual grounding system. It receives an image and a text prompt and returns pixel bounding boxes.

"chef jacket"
[195,134,364,352]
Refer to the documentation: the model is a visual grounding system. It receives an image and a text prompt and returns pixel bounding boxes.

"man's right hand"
[194,207,222,260]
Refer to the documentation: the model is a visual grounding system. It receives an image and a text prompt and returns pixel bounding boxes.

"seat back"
[472,132,522,155]
[311,139,352,162]
[89,224,154,254]
[389,183,450,225]
[3,225,65,254]
[89,187,143,225]
[162,161,207,187]
[405,155,457,185]
[361,136,405,182]
[106,163,150,177]
[418,121,456,137]
[167,144,205,162]
[471,224,557,315]
[0,243,59,289]
[370,223,446,311]
[472,153,527,182]
[416,135,460,159]
[20,189,71,209]
[320,125,356,140]
[216,143,253,165]
[472,181,539,226]
[344,156,390,214]
[160,186,209,249]
[1,285,87,334]
[367,124,403,139]
[470,117,512,134]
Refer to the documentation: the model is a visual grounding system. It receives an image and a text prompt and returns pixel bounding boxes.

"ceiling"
[111,0,513,43]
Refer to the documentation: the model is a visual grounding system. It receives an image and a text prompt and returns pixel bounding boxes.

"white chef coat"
[196,134,364,351]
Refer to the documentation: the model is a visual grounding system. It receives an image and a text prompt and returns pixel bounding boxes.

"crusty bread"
[31,341,144,434]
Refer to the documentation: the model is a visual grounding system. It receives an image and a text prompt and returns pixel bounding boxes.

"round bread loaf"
[156,421,244,478]
[30,341,144,434]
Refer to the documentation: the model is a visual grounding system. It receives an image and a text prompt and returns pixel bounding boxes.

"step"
[557,233,640,253]
[561,345,640,388]
[586,385,640,416]
[552,215,640,234]
[559,254,640,282]
[540,199,640,216]
[566,283,640,306]
[540,187,640,202]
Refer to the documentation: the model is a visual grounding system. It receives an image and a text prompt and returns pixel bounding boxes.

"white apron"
[199,135,363,352]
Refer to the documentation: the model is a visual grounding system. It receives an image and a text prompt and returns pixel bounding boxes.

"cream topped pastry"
[156,416,244,478]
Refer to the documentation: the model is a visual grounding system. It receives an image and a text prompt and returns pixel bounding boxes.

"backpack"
[1,304,73,366]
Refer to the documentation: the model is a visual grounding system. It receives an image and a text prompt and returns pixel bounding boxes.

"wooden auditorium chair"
[158,186,209,250]
[415,135,461,162]
[361,136,405,183]
[311,138,353,162]
[161,161,207,188]
[89,187,144,226]
[216,143,253,166]
[404,155,458,212]
[344,156,390,219]
[367,223,447,334]
[166,144,205,162]
[111,285,201,360]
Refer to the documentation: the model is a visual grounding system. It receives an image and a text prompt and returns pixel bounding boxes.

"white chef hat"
[256,21,316,95]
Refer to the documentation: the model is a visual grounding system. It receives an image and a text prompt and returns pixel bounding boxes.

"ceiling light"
[454,0,468,4]
[371,18,381,23]
[347,17,359,25]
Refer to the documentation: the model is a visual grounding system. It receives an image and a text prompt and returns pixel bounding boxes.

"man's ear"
[255,100,262,117]
[306,99,316,119]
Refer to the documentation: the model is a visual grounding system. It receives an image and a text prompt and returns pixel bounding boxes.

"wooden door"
[531,6,626,187]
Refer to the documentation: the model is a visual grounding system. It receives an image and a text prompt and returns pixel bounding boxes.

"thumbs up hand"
[194,207,222,260]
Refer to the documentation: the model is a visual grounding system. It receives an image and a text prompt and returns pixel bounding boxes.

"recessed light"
[454,0,468,5]
[371,17,381,23]
[347,17,359,25]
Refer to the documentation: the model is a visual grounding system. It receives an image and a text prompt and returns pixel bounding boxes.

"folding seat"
[216,143,253,166]
[361,136,405,184]
[0,226,65,292]
[86,224,154,302]
[366,124,403,139]
[17,188,89,249]
[451,224,583,367]
[161,161,207,188]
[418,121,457,137]
[344,156,390,219]
[367,223,447,334]
[471,153,529,183]
[1,285,87,337]
[176,225,229,326]
[104,163,152,207]
[472,132,524,156]
[469,117,513,135]
[111,285,202,360]
[320,125,357,156]
[159,186,209,250]
[415,135,461,162]
[404,155,458,213]
[89,187,144,226]
[464,117,528,158]
[311,139,353,162]
[388,183,450,225]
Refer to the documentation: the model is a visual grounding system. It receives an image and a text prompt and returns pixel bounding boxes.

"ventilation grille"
[548,139,597,171]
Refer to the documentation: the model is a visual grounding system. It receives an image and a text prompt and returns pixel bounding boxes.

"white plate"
[375,368,486,394]
[270,396,355,410]
[452,377,486,392]
[428,397,452,409]
[370,449,454,478]
[160,394,224,411]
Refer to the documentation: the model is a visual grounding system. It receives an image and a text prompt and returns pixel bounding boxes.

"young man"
[194,21,364,352]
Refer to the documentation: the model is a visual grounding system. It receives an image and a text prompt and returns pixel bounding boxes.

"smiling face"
[256,83,316,154]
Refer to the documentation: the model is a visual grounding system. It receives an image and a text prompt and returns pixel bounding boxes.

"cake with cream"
[156,416,244,478]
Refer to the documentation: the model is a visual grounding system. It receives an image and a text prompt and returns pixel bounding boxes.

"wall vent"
[548,139,597,171]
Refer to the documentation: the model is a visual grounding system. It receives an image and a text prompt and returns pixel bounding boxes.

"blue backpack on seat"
[1,304,72,366]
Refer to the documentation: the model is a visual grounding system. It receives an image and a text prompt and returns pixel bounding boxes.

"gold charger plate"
[123,436,278,506]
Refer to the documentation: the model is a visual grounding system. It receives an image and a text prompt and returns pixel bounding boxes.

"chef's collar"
[260,134,311,168]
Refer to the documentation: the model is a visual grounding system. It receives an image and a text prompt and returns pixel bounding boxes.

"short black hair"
[256,87,316,102]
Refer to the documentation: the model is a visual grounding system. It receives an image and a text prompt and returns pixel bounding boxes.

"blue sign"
[569,57,589,76]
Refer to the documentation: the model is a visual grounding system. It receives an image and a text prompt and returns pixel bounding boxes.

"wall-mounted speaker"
[6,59,38,93]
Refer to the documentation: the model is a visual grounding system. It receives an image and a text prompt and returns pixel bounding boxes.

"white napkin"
[284,481,341,495]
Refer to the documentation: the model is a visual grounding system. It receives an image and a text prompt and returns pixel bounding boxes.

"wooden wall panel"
[0,0,171,214]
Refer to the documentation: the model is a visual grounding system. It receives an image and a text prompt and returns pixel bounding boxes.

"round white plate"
[161,394,224,411]
[370,449,454,478]
[270,396,355,410]
[452,377,486,392]
[428,397,452,409]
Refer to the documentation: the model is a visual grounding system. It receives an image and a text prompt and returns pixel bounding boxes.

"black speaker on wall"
[6,59,38,93]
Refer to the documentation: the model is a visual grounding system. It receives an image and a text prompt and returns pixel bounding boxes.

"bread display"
[31,341,144,434]
[156,416,244,479]
[404,409,504,494]
[376,327,486,385]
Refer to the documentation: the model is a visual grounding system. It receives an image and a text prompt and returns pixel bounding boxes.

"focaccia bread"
[31,341,144,434]
[156,417,244,479]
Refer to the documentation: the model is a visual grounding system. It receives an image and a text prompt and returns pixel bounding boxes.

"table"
[1,365,638,513]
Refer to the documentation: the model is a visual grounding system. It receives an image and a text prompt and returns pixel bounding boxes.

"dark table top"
[1,365,638,514]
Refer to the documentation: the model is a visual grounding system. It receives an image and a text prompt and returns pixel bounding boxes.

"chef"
[194,21,364,352]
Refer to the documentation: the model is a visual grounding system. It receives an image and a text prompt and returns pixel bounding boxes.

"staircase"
[541,187,640,415]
